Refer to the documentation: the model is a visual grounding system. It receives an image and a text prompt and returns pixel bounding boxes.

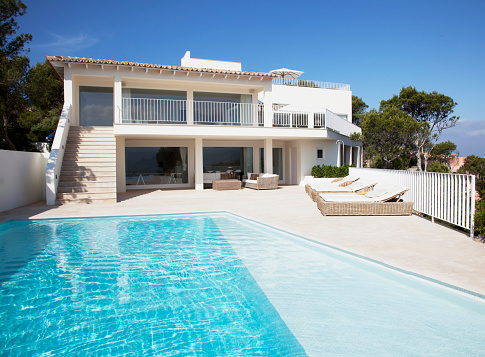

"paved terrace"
[1,186,484,296]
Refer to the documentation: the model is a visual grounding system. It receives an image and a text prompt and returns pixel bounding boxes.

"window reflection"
[126,147,188,186]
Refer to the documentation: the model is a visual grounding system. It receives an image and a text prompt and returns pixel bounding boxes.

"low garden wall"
[0,149,48,212]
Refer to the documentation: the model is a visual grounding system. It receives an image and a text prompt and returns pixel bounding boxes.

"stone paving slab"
[1,186,484,295]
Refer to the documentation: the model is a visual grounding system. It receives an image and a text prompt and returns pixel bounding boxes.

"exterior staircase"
[56,126,117,204]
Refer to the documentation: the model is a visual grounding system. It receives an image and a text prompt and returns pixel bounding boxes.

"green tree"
[17,60,63,143]
[0,0,32,150]
[380,86,458,172]
[429,140,457,168]
[350,107,419,169]
[351,95,368,126]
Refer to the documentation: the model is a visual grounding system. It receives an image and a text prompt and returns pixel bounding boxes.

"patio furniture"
[309,179,376,201]
[305,175,359,196]
[212,180,242,190]
[316,186,412,216]
[245,174,279,190]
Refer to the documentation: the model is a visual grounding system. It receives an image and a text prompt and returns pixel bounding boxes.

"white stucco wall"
[0,150,48,212]
[268,85,352,119]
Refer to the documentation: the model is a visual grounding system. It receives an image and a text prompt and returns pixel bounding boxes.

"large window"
[203,147,253,176]
[125,147,188,186]
[79,86,113,126]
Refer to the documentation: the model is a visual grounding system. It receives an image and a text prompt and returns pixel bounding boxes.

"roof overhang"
[46,56,277,82]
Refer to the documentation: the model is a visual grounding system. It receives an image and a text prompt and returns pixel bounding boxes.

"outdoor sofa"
[245,173,279,190]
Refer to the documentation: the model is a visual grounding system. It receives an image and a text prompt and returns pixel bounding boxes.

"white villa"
[46,51,362,204]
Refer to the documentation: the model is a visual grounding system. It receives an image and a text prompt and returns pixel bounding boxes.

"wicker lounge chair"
[245,174,279,190]
[309,179,376,202]
[316,186,413,216]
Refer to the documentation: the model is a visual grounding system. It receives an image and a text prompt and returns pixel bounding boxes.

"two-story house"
[46,51,362,204]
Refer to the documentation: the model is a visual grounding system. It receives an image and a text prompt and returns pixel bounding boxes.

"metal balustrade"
[121,98,361,136]
[350,168,476,237]
[272,78,350,91]
[122,98,187,124]
[193,101,260,126]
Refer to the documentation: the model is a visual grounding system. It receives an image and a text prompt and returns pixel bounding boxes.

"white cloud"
[34,33,98,53]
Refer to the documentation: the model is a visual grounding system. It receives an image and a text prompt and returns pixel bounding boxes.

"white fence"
[350,168,476,236]
[272,78,351,91]
[46,104,72,205]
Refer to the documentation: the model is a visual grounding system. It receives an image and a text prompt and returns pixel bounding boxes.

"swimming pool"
[0,213,484,356]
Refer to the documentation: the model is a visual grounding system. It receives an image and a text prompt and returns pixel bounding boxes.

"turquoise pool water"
[0,213,484,356]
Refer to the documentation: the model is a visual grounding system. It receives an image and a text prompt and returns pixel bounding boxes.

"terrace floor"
[1,185,484,296]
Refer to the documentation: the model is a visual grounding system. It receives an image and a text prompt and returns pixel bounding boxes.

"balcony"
[120,98,361,137]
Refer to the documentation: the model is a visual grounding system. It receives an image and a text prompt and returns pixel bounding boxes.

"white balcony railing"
[325,109,362,136]
[46,103,72,205]
[122,98,187,124]
[272,78,350,91]
[194,101,262,126]
[122,98,263,126]
[121,98,360,137]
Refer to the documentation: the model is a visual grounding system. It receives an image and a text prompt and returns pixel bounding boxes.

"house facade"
[46,52,362,204]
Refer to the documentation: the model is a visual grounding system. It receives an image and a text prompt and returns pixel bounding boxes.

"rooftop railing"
[272,78,351,91]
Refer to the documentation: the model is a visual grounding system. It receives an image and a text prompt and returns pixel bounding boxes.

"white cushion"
[245,179,257,184]
[365,189,388,198]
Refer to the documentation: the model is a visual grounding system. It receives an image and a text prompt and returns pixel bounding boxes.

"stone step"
[57,186,117,194]
[67,138,116,143]
[58,179,116,187]
[64,149,117,155]
[62,161,116,167]
[63,156,116,162]
[56,192,117,200]
[59,171,116,183]
[69,126,113,130]
[56,197,117,205]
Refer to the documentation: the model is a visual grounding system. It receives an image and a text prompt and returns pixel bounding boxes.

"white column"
[114,74,122,124]
[187,90,194,125]
[263,87,273,127]
[308,111,314,129]
[264,138,273,174]
[195,137,203,190]
[349,146,353,166]
[252,93,258,126]
[253,145,260,173]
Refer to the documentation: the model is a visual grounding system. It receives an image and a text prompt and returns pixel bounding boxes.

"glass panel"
[194,92,241,103]
[259,148,283,179]
[273,148,283,180]
[79,86,113,126]
[203,147,253,179]
[125,147,188,186]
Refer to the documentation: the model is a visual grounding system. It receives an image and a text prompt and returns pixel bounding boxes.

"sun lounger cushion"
[365,189,388,198]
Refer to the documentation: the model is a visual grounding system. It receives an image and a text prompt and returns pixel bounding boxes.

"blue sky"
[19,0,485,156]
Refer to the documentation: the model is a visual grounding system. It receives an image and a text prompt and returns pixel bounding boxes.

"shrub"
[311,164,350,178]
[475,200,485,241]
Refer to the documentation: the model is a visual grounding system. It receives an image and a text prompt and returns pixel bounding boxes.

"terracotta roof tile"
[46,56,277,78]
